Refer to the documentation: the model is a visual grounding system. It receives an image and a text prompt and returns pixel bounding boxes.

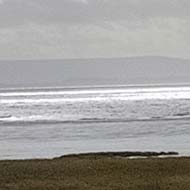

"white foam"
[1,87,190,104]
[0,86,190,97]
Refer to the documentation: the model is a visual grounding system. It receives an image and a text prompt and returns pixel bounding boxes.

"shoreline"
[56,151,179,159]
[1,151,179,161]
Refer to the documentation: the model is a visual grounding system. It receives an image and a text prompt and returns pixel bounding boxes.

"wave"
[1,116,190,126]
[1,86,190,96]
[1,95,190,105]
[1,85,190,127]
[0,115,12,119]
[1,83,190,91]
[173,112,190,117]
[1,86,190,105]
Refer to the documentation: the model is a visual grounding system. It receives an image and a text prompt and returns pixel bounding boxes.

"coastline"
[0,151,180,161]
[56,151,179,159]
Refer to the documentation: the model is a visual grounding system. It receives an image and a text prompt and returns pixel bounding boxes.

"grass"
[0,153,190,190]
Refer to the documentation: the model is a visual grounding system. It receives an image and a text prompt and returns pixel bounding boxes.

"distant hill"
[0,56,190,88]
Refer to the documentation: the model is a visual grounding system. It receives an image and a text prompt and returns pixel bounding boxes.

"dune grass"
[0,154,190,190]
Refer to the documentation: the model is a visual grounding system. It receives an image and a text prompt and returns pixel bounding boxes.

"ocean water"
[1,85,190,159]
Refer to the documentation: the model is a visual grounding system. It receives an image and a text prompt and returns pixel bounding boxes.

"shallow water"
[1,85,190,159]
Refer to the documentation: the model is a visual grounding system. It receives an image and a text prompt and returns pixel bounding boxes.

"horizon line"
[1,82,190,91]
[0,55,189,62]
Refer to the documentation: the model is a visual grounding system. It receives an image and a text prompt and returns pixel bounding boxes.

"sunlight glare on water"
[1,85,190,159]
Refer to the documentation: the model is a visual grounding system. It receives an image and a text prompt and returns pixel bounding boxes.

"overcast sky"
[0,0,190,60]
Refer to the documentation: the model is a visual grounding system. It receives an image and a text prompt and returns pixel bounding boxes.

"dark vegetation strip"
[2,151,190,190]
[57,151,179,159]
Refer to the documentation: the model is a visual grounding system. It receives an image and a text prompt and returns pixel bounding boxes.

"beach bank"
[1,151,190,190]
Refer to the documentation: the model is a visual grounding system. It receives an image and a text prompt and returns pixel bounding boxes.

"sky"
[0,0,190,60]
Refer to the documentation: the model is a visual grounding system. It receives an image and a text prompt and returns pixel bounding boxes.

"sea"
[1,84,190,160]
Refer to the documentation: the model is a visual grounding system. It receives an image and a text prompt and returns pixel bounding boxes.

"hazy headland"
[0,56,190,88]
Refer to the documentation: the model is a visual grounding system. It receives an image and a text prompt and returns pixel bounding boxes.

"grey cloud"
[0,0,189,59]
[0,0,190,27]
